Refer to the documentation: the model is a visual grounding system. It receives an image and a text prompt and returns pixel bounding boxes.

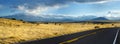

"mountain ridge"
[2,13,97,22]
[92,17,109,21]
[2,13,120,22]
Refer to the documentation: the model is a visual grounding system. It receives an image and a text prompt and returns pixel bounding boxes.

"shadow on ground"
[18,28,118,44]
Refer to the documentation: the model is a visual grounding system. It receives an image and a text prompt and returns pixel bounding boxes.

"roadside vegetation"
[0,18,120,44]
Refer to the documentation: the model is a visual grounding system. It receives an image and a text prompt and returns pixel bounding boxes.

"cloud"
[110,11,120,14]
[0,0,112,10]
[16,0,109,14]
[0,0,110,8]
[87,0,109,4]
[0,0,114,15]
[106,10,120,17]
[17,5,64,15]
[18,5,48,15]
[73,0,107,3]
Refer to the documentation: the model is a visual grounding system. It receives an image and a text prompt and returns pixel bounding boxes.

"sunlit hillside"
[0,18,120,44]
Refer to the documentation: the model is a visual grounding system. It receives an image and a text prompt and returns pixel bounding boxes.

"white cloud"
[93,1,108,4]
[78,0,120,4]
[17,5,66,15]
[72,0,108,4]
[111,10,120,14]
[18,5,49,15]
[106,10,120,17]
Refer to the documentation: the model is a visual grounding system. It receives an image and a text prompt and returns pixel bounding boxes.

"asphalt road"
[19,28,120,44]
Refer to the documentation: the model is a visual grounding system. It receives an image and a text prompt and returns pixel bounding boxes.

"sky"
[0,0,120,17]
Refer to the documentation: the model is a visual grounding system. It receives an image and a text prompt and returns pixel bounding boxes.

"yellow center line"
[59,32,98,44]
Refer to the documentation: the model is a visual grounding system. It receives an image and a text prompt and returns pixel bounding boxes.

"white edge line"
[113,28,120,44]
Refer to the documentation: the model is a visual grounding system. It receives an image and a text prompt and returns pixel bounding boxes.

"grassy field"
[0,18,120,44]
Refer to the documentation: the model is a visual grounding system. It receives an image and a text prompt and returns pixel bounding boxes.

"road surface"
[19,28,120,44]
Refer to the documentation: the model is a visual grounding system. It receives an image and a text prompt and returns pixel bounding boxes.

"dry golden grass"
[0,18,120,44]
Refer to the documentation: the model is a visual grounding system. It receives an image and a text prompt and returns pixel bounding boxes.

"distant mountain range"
[1,13,120,22]
[92,17,108,21]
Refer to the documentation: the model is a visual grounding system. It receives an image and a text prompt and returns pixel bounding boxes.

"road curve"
[19,28,120,44]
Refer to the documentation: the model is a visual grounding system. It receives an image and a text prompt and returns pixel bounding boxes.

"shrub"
[59,24,61,25]
[54,23,57,25]
[16,25,20,27]
[30,22,36,24]
[44,22,48,24]
[19,19,23,21]
[94,26,100,29]
[9,36,15,39]
[36,23,40,25]
[23,21,26,23]
[112,24,114,26]
[54,33,58,35]
[101,23,104,25]
[11,18,16,20]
